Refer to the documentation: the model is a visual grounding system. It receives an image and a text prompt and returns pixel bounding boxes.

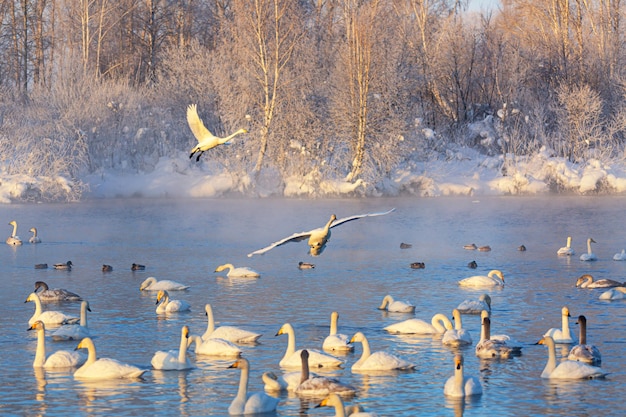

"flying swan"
[187,104,248,162]
[214,263,260,278]
[73,337,147,380]
[538,336,606,379]
[6,220,22,245]
[227,358,279,415]
[247,209,395,257]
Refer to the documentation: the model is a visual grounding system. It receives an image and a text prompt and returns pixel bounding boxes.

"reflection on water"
[1,196,626,416]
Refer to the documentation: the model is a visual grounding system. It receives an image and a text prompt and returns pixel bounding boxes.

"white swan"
[187,104,248,162]
[443,354,482,397]
[613,249,626,261]
[323,311,354,352]
[575,274,623,289]
[203,304,262,344]
[316,393,378,417]
[74,337,147,380]
[187,334,242,357]
[599,286,626,300]
[140,276,190,291]
[384,314,453,335]
[247,209,395,257]
[215,263,260,278]
[456,294,491,314]
[227,358,279,415]
[27,321,86,368]
[50,301,91,341]
[349,331,415,372]
[377,295,415,313]
[28,227,41,243]
[475,316,522,359]
[557,236,575,256]
[567,315,601,366]
[295,350,356,397]
[53,261,73,270]
[543,306,576,344]
[6,220,22,245]
[580,238,597,261]
[538,336,606,379]
[34,281,82,302]
[478,310,522,348]
[442,309,472,347]
[25,292,79,326]
[276,323,344,368]
[155,290,191,314]
[151,325,193,370]
[458,270,504,287]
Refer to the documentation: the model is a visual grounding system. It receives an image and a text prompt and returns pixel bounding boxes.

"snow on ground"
[2,146,626,203]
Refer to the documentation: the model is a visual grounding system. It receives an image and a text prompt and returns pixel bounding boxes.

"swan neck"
[543,338,557,377]
[11,223,17,236]
[178,330,188,363]
[33,327,46,367]
[330,313,338,335]
[587,239,593,254]
[432,314,452,332]
[80,303,88,327]
[84,340,97,366]
[359,335,371,361]
[579,320,587,345]
[205,305,215,335]
[567,236,572,248]
[284,325,296,358]
[31,294,42,316]
[453,310,463,330]
[561,312,571,338]
[236,363,249,404]
[300,354,310,384]
[454,362,464,394]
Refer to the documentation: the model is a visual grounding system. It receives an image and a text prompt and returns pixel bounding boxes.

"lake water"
[1,196,625,417]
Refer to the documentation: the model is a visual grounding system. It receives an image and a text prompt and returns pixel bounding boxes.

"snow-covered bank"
[2,146,626,204]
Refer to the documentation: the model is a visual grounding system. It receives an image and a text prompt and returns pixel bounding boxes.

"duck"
[50,301,91,341]
[458,270,504,287]
[187,104,248,162]
[567,315,601,366]
[443,354,482,397]
[537,336,606,379]
[227,358,279,415]
[298,261,315,269]
[27,321,87,368]
[377,295,415,313]
[384,314,453,335]
[203,304,262,344]
[151,325,193,370]
[467,260,477,269]
[29,227,41,243]
[400,242,412,249]
[155,290,191,314]
[613,249,626,261]
[6,220,22,245]
[102,264,113,272]
[442,309,473,346]
[575,274,623,289]
[295,350,356,397]
[463,243,477,250]
[131,263,146,271]
[25,292,79,326]
[599,286,626,300]
[322,311,354,352]
[276,323,344,368]
[543,306,576,344]
[315,393,377,417]
[518,244,526,251]
[140,276,190,291]
[73,337,147,380]
[214,263,260,278]
[53,261,73,270]
[478,245,491,252]
[579,238,597,261]
[247,209,395,257]
[410,262,425,269]
[557,236,575,256]
[34,281,82,302]
[187,334,242,357]
[475,316,521,359]
[350,331,415,372]
[456,294,491,315]
[34,263,48,269]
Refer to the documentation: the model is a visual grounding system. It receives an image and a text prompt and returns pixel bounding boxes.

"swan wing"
[187,104,214,142]
[247,230,314,257]
[329,208,395,229]
[356,351,415,371]
[45,350,87,368]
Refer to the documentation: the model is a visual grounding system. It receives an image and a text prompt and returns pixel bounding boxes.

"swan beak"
[27,325,35,331]
[536,338,546,345]
[228,361,240,369]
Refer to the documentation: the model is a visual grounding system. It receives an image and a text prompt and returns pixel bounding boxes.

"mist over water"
[1,196,625,416]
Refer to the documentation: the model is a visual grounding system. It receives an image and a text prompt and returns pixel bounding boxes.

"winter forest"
[1,0,626,202]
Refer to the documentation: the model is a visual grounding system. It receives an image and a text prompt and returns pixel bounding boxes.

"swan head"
[29,227,37,233]
[182,325,190,339]
[316,393,343,409]
[537,335,554,346]
[562,306,571,317]
[34,281,49,292]
[215,264,233,273]
[575,274,593,287]
[589,238,596,244]
[275,323,293,336]
[576,315,586,326]
[228,358,249,370]
[156,290,169,304]
[454,354,464,370]
[25,292,39,303]
[28,320,45,332]
[349,332,366,344]
[75,337,94,351]
[490,270,504,281]
[9,220,17,227]
[139,277,156,290]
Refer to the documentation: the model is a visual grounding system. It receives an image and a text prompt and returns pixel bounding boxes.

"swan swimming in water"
[203,304,262,344]
[29,227,41,243]
[155,290,191,314]
[73,337,147,380]
[140,276,190,291]
[557,236,575,256]
[377,295,415,313]
[25,292,79,326]
[295,350,356,397]
[28,321,87,368]
[214,263,260,278]
[323,311,354,352]
[276,323,344,368]
[567,315,601,366]
[538,336,606,379]
[349,331,415,372]
[384,314,453,335]
[34,281,82,302]
[443,354,482,397]
[580,238,597,261]
[543,306,576,344]
[456,294,491,314]
[599,286,626,300]
[6,220,22,245]
[227,358,279,415]
[442,309,472,347]
[187,334,242,357]
[187,104,248,162]
[151,325,193,370]
[247,209,395,257]
[475,316,522,359]
[575,274,623,289]
[50,301,91,341]
[458,270,504,287]
[613,249,626,261]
